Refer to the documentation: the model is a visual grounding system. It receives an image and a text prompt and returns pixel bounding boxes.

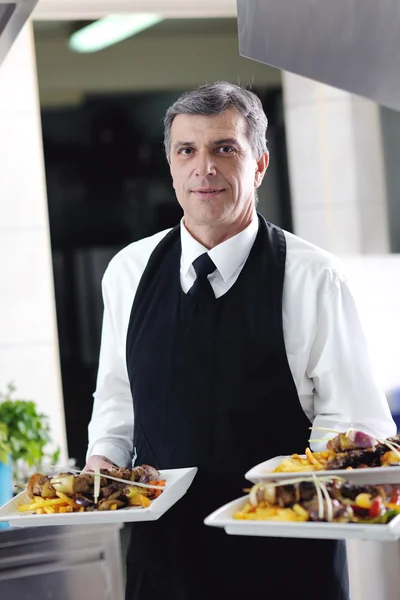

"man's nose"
[194,152,216,177]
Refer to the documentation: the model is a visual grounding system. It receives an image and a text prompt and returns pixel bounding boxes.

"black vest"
[125,215,349,600]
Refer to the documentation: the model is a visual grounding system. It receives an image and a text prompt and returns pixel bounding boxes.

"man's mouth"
[192,188,225,198]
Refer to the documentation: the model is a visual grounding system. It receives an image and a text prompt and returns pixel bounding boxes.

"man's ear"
[169,161,176,190]
[254,152,269,188]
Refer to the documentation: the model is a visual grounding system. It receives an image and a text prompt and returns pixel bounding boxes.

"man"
[86,82,396,600]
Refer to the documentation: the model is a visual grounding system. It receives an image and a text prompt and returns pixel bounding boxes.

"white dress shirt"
[87,217,396,466]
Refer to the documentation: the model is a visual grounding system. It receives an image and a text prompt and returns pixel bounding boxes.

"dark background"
[42,87,293,467]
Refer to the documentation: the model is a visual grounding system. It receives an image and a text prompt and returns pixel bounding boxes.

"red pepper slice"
[369,497,385,519]
[390,489,400,505]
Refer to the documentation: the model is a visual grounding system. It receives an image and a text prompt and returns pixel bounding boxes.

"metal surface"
[0,0,38,66]
[237,0,400,111]
[0,524,124,600]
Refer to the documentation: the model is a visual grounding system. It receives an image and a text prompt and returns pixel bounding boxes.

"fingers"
[83,454,116,472]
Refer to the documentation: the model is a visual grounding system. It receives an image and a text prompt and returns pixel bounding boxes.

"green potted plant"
[0,383,60,507]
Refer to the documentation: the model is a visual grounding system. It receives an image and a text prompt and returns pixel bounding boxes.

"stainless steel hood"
[237,0,400,111]
[0,0,38,66]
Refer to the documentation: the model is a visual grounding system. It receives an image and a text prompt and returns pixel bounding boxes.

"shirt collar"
[180,214,259,282]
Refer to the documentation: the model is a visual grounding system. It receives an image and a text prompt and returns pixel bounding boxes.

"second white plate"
[245,456,400,485]
[204,495,400,541]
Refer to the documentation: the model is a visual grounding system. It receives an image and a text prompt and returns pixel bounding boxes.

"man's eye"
[217,146,234,154]
[178,148,193,155]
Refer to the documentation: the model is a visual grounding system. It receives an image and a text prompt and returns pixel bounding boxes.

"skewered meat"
[325,431,400,469]
[276,482,316,506]
[131,464,161,483]
[74,474,93,493]
[101,483,121,498]
[340,483,384,501]
[303,498,353,522]
[109,467,133,480]
[25,465,162,507]
[27,474,56,499]
[325,430,400,454]
[325,448,379,470]
[327,431,377,453]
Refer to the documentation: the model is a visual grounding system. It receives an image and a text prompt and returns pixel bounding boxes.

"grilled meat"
[27,474,56,499]
[340,483,385,501]
[74,474,93,494]
[327,431,377,453]
[325,448,380,470]
[101,482,121,498]
[275,482,316,506]
[131,464,161,483]
[303,498,353,522]
[107,467,133,480]
[102,465,160,483]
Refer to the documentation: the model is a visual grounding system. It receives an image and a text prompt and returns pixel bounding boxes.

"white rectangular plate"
[204,495,400,541]
[0,467,197,527]
[245,456,400,485]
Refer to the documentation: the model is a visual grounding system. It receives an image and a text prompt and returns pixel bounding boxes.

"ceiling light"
[69,13,163,53]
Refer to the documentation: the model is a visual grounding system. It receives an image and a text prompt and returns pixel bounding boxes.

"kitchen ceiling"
[33,17,239,41]
[33,0,237,20]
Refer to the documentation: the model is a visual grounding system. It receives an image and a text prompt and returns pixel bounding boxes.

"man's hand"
[84,454,117,471]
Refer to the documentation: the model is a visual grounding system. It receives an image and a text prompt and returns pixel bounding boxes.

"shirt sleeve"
[86,270,134,467]
[308,276,396,451]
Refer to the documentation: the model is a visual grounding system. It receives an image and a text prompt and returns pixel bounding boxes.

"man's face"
[169,108,268,229]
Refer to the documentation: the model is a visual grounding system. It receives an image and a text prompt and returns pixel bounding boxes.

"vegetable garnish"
[377,439,400,461]
[312,474,325,520]
[93,467,100,504]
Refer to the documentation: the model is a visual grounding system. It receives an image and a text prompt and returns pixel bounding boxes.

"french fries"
[19,498,77,514]
[305,447,325,469]
[234,502,309,522]
[273,449,336,473]
[55,491,80,509]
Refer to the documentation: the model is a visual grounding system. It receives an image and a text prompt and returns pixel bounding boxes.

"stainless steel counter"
[0,524,124,600]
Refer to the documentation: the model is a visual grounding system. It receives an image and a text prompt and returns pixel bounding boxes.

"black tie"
[187,253,217,302]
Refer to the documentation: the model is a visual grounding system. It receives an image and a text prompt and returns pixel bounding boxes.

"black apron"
[125,215,349,600]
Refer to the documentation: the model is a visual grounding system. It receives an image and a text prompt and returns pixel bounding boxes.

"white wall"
[343,255,400,399]
[380,106,400,253]
[283,73,389,255]
[0,23,68,462]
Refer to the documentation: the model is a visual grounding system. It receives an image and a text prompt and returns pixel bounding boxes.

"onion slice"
[312,474,324,520]
[249,483,264,507]
[93,468,100,504]
[319,480,333,522]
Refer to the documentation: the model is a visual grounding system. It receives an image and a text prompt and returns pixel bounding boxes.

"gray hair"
[163,81,268,162]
